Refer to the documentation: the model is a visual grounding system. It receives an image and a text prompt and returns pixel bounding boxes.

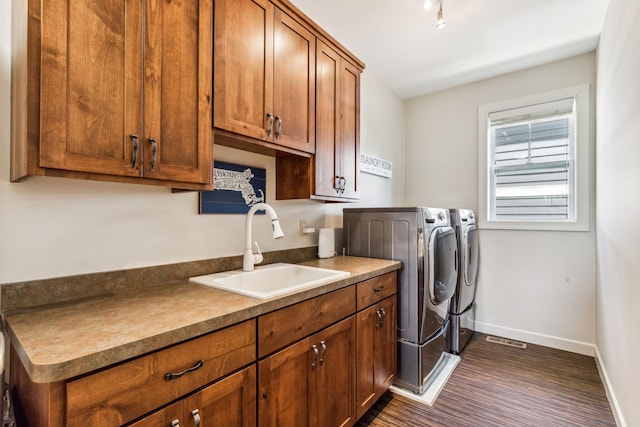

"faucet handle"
[253,241,264,265]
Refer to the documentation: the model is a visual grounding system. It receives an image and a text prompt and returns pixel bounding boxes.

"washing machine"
[448,208,479,354]
[344,207,458,393]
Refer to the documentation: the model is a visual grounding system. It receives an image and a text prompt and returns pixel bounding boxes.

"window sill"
[477,219,589,232]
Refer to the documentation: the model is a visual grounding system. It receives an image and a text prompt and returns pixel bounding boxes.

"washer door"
[428,226,458,305]
[464,224,478,286]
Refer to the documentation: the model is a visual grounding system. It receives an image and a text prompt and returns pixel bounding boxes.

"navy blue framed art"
[199,161,266,214]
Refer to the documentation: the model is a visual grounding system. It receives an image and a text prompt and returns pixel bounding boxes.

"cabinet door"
[338,59,361,199]
[375,296,396,396]
[315,40,341,198]
[356,304,378,418]
[314,40,360,200]
[312,317,356,427]
[356,296,396,419]
[128,402,183,427]
[258,336,314,426]
[39,0,142,177]
[143,0,213,185]
[183,366,257,427]
[214,0,274,142]
[272,9,316,153]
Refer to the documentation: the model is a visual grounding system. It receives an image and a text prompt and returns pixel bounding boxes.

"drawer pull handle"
[376,309,383,328]
[164,360,204,381]
[275,115,283,139]
[171,420,180,427]
[311,344,319,369]
[191,409,201,427]
[148,137,158,172]
[319,341,327,366]
[131,134,139,169]
[266,113,274,136]
[374,286,385,293]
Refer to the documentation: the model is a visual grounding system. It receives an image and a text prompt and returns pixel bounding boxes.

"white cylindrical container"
[318,228,336,258]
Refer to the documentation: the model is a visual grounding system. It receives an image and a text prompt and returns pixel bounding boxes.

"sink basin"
[189,263,350,299]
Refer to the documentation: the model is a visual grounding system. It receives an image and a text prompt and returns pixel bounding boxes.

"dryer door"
[428,226,458,305]
[464,224,479,287]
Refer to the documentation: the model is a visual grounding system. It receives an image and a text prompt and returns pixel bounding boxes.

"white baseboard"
[594,346,626,427]
[474,321,595,356]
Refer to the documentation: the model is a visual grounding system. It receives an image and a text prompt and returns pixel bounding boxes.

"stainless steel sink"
[189,263,350,299]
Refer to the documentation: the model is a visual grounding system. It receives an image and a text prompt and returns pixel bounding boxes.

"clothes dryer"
[344,207,458,394]
[448,208,479,354]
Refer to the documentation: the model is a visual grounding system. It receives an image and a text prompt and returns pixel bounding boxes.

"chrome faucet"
[243,203,285,271]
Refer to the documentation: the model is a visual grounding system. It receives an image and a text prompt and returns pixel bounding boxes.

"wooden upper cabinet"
[213,0,273,142]
[13,0,213,189]
[272,9,315,153]
[314,41,341,198]
[317,40,361,200]
[277,40,361,201]
[338,58,361,200]
[214,0,315,154]
[39,0,142,178]
[141,0,213,185]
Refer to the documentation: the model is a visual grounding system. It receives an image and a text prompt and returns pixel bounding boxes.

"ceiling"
[293,0,610,99]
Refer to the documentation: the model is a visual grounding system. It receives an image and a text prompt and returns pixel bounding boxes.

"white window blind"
[488,97,576,222]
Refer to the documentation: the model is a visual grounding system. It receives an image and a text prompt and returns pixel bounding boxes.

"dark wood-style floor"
[357,333,616,427]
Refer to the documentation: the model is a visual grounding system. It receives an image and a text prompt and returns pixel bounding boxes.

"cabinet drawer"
[66,320,256,427]
[356,272,397,311]
[258,286,355,358]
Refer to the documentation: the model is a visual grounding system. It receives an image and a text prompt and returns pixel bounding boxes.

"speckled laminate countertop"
[5,256,400,384]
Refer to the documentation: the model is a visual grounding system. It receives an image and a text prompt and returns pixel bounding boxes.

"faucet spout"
[243,203,284,271]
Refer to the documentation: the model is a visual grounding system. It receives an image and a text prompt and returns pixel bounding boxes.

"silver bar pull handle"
[266,113,274,136]
[319,341,327,366]
[131,134,139,169]
[171,420,180,427]
[275,116,283,139]
[311,344,319,369]
[148,137,158,172]
[376,309,383,328]
[191,409,201,427]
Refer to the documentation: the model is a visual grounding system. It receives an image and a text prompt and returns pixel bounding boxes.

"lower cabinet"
[130,365,256,427]
[11,320,256,427]
[258,317,356,427]
[10,272,398,427]
[356,296,397,419]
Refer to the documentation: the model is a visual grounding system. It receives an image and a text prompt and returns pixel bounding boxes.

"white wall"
[0,3,405,283]
[596,1,640,425]
[404,53,598,355]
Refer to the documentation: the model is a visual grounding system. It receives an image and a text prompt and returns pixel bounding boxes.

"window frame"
[478,84,590,231]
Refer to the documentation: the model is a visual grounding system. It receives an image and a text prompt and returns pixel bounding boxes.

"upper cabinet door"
[214,0,316,154]
[313,40,361,200]
[37,0,212,186]
[339,59,361,199]
[143,0,213,185]
[39,0,143,177]
[214,0,274,142]
[272,9,316,153]
[315,40,341,198]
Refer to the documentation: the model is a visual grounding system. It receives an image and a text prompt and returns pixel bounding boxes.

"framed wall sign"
[199,161,266,214]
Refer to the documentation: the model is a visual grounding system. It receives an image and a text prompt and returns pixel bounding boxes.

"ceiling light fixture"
[436,0,446,29]
[423,0,433,9]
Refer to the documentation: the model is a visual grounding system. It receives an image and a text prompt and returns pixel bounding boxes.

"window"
[478,84,590,231]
